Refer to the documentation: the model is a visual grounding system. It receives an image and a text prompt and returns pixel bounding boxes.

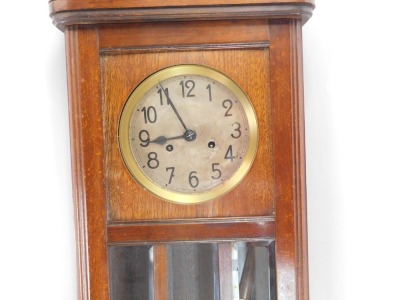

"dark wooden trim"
[49,0,315,12]
[99,42,270,54]
[50,4,314,31]
[65,26,109,300]
[107,218,275,244]
[290,18,309,300]
[269,19,309,299]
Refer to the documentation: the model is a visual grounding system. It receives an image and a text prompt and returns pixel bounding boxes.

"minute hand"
[159,83,188,131]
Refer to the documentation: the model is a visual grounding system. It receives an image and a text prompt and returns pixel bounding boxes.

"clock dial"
[119,65,258,204]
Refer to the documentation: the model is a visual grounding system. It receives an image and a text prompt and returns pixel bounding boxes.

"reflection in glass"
[168,243,220,300]
[234,241,276,300]
[109,245,154,300]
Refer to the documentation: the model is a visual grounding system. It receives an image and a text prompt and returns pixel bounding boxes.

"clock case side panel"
[65,26,109,300]
[269,19,309,299]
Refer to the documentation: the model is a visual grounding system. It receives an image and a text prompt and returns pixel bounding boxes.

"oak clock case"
[118,65,258,204]
[49,0,314,299]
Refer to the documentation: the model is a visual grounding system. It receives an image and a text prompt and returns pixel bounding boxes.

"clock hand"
[159,83,188,131]
[159,83,197,142]
[150,134,185,145]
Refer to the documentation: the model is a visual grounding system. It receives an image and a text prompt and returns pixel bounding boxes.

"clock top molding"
[49,0,315,30]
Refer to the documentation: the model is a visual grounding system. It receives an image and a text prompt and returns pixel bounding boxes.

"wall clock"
[49,0,315,299]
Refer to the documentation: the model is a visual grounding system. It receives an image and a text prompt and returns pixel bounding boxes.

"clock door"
[50,1,313,299]
[102,33,276,298]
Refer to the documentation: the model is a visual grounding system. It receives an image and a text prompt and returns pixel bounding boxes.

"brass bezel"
[118,65,258,204]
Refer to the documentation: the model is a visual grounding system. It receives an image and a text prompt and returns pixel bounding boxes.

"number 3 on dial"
[118,65,258,204]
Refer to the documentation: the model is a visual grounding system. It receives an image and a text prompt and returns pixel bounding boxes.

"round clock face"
[118,65,258,204]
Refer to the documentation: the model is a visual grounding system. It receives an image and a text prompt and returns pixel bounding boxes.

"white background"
[1,1,399,299]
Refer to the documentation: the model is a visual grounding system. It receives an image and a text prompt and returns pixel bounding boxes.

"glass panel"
[168,243,220,300]
[109,245,154,300]
[108,241,276,300]
[234,241,276,300]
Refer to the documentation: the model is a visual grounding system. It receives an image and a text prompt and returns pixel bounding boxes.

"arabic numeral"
[157,87,170,106]
[188,171,199,188]
[206,84,212,101]
[141,106,157,124]
[139,130,150,147]
[222,99,233,117]
[147,152,159,169]
[166,167,175,184]
[224,145,235,162]
[211,163,222,179]
[179,80,195,98]
[231,122,241,139]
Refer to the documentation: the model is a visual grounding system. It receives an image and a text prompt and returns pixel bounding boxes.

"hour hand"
[150,134,185,145]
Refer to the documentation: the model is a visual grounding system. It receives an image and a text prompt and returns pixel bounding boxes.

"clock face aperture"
[118,65,258,204]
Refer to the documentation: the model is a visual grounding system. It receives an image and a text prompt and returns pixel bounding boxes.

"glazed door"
[109,241,276,300]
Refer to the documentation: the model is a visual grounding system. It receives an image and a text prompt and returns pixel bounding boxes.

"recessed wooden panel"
[102,49,273,222]
[99,20,269,51]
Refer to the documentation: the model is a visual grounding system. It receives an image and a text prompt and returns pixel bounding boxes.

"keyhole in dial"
[208,141,216,149]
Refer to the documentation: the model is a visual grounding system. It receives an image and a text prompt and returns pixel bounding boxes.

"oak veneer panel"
[99,20,269,51]
[102,49,273,222]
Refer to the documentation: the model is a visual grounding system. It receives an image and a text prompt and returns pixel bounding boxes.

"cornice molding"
[50,4,315,30]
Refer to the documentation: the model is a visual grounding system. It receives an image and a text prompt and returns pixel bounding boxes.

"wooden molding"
[50,3,315,30]
[65,26,109,300]
[49,0,315,11]
[108,218,276,244]
[269,19,309,299]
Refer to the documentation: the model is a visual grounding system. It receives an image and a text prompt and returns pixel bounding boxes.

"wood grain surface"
[103,47,274,222]
[269,19,309,300]
[65,26,109,300]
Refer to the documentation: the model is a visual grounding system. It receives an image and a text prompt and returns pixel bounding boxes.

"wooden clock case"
[50,1,314,299]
